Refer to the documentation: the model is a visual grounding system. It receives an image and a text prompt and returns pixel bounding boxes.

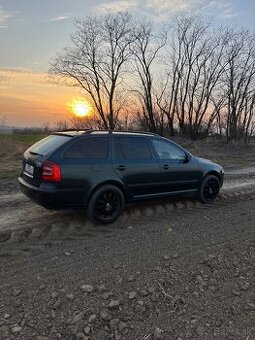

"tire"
[87,185,125,224]
[198,175,220,203]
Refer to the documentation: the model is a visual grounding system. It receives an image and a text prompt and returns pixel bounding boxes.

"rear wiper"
[29,151,44,156]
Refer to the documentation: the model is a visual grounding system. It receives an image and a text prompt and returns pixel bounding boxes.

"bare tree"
[223,30,255,141]
[244,94,255,143]
[56,112,104,130]
[50,12,134,129]
[159,15,232,139]
[156,74,176,135]
[156,15,194,136]
[49,11,255,142]
[42,121,50,133]
[56,119,69,131]
[0,115,7,134]
[131,21,167,133]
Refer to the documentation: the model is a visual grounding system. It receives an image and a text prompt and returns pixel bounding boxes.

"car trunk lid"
[21,134,71,187]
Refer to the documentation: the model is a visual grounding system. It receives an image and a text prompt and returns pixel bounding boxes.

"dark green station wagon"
[18,130,224,223]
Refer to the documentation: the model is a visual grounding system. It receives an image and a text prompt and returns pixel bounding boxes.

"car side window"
[114,137,152,160]
[64,137,108,159]
[152,139,186,161]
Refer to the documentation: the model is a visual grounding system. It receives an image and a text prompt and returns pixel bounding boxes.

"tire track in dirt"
[0,182,254,251]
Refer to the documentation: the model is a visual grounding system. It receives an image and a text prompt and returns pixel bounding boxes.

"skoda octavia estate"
[19,130,224,224]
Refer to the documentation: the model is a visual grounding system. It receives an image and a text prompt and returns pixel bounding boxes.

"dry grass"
[173,137,255,169]
[0,134,47,180]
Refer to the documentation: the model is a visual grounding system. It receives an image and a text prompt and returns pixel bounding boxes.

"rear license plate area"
[23,163,34,178]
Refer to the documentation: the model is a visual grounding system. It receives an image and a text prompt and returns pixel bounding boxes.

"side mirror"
[184,153,192,163]
[179,153,190,164]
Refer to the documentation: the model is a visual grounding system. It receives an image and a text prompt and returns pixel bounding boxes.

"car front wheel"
[87,184,125,224]
[198,175,220,203]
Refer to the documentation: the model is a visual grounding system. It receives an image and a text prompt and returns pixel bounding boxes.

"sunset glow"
[71,100,91,118]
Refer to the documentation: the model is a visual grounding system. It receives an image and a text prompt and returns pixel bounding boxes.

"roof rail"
[54,129,159,136]
[81,129,159,136]
[55,128,89,132]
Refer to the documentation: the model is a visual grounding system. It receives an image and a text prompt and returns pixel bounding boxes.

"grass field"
[0,133,254,181]
[173,137,255,169]
[0,133,47,180]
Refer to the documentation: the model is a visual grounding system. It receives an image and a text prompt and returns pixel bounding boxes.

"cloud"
[96,0,236,21]
[0,5,16,26]
[145,0,201,12]
[47,15,69,22]
[98,0,139,12]
[97,0,203,20]
[202,1,236,19]
[218,5,237,19]
[144,0,203,20]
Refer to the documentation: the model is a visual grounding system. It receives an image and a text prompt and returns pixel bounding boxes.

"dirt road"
[0,169,255,340]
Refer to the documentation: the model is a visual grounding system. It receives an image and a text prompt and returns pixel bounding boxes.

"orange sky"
[0,68,88,127]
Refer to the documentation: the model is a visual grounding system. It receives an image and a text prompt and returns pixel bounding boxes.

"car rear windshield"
[64,137,109,159]
[27,135,71,156]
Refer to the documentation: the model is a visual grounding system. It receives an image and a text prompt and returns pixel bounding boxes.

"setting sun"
[71,100,91,118]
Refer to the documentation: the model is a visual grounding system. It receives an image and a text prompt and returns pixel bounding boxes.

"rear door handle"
[163,164,169,170]
[116,165,126,171]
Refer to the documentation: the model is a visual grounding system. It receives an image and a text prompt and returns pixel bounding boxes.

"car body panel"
[112,136,163,198]
[153,158,202,193]
[18,131,224,210]
[148,138,203,194]
[113,159,162,198]
[19,176,88,209]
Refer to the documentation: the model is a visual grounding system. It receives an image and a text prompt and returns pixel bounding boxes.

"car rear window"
[114,137,152,160]
[64,137,109,159]
[28,135,71,156]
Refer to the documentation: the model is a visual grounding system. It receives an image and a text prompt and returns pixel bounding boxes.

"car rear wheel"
[198,175,220,203]
[87,185,125,224]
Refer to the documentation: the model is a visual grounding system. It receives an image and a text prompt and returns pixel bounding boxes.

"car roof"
[52,130,158,137]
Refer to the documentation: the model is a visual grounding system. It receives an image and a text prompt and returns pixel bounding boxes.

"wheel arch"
[197,170,221,204]
[203,171,221,184]
[88,180,128,203]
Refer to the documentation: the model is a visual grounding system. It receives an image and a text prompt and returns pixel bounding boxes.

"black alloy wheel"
[87,185,125,224]
[199,175,220,203]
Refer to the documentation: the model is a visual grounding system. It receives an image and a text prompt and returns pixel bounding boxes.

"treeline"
[50,12,255,142]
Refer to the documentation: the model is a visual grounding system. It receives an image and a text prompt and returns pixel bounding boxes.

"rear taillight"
[42,160,61,182]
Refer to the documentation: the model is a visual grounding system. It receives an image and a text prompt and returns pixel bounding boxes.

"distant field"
[0,133,48,144]
[0,133,254,181]
[0,133,48,180]
[173,137,255,169]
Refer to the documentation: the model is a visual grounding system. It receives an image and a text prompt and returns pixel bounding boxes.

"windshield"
[27,135,71,156]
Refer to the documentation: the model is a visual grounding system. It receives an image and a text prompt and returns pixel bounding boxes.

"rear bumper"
[18,177,87,209]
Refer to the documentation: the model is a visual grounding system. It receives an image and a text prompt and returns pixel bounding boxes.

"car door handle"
[162,164,169,170]
[116,165,126,171]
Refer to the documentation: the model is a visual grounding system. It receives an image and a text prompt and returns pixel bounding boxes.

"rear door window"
[114,137,152,160]
[28,135,71,156]
[64,137,109,159]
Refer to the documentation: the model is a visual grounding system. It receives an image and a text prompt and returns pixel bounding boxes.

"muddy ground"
[0,166,255,340]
